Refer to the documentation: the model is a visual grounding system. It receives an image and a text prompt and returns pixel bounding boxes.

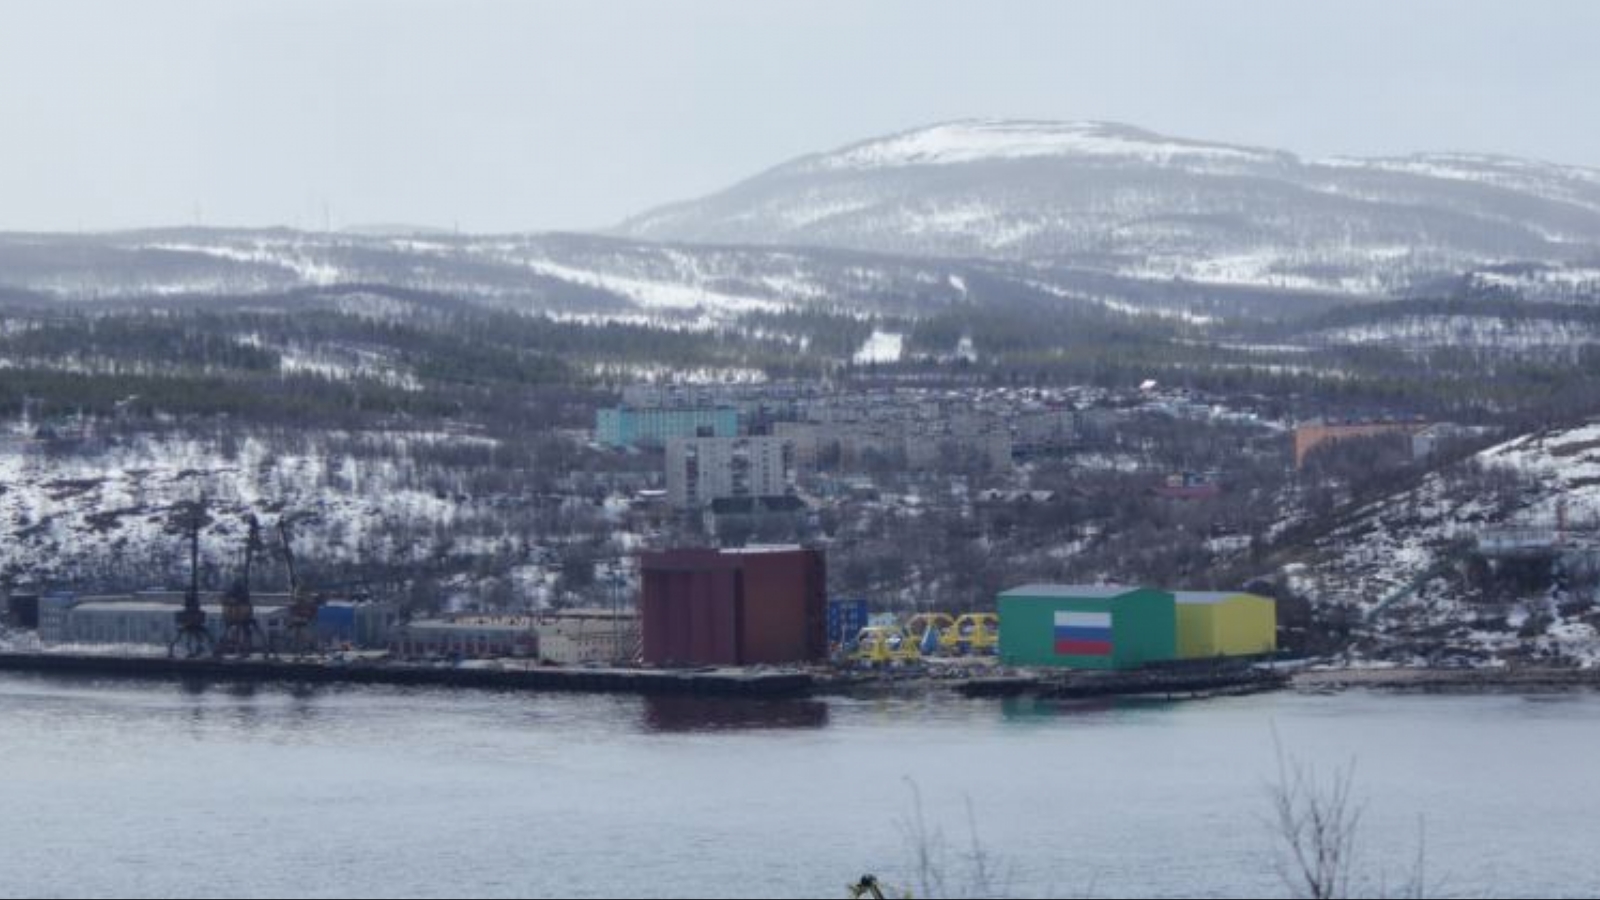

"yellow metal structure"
[906,613,954,641]
[852,626,921,666]
[1174,592,1277,659]
[951,613,999,654]
[906,613,957,654]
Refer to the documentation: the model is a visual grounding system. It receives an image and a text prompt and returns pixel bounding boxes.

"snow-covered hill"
[0,229,1373,328]
[1314,315,1600,354]
[616,119,1600,296]
[0,429,579,600]
[1287,421,1600,664]
[0,231,996,325]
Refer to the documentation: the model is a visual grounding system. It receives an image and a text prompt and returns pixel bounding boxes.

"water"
[1,674,1597,899]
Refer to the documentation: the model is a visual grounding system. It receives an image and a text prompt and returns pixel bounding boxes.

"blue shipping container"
[315,604,358,643]
[826,599,870,646]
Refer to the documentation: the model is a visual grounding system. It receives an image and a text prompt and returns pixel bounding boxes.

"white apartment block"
[666,436,789,509]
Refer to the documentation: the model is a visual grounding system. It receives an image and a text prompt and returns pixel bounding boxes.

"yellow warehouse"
[1173,592,1277,659]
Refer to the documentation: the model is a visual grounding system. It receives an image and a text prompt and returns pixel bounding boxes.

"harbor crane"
[217,514,269,657]
[167,499,215,659]
[278,513,324,656]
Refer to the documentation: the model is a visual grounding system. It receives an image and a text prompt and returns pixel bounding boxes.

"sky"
[1,0,1597,234]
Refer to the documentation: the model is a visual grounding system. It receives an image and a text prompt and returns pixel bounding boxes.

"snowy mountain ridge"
[793,119,1289,172]
[617,119,1600,296]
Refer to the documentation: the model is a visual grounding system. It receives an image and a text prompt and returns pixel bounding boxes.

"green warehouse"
[997,584,1176,670]
[1173,591,1277,659]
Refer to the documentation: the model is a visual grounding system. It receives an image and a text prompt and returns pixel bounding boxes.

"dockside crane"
[278,513,323,656]
[167,499,215,659]
[218,513,268,657]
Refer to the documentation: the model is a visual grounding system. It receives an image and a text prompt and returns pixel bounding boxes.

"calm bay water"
[1,673,1597,899]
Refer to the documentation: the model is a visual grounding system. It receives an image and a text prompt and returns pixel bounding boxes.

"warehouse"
[639,546,826,667]
[533,609,639,666]
[62,601,288,647]
[997,584,1176,670]
[4,591,40,629]
[1173,591,1277,659]
[314,600,400,650]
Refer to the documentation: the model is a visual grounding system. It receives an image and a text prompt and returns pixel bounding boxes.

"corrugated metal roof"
[1173,591,1238,605]
[1173,591,1271,605]
[1000,584,1141,600]
[73,602,186,613]
[73,603,286,615]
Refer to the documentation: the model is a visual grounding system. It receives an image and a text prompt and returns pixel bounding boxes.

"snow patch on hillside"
[1319,316,1600,352]
[150,241,343,286]
[0,430,514,587]
[512,257,785,316]
[811,120,1282,171]
[853,330,904,364]
[1290,421,1600,662]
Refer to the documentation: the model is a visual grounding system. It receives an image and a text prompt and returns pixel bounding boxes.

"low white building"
[532,609,639,666]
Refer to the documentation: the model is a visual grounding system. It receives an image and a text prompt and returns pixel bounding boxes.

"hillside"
[1277,420,1600,665]
[616,119,1600,296]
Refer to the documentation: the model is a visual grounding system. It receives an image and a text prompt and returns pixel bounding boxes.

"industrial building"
[38,592,78,643]
[380,610,639,663]
[532,609,639,666]
[665,435,789,509]
[997,584,1176,670]
[31,592,396,651]
[40,591,268,645]
[4,591,40,629]
[1294,417,1425,468]
[640,546,826,667]
[314,601,401,649]
[1173,592,1277,659]
[597,406,738,449]
[1154,472,1223,501]
[62,600,288,647]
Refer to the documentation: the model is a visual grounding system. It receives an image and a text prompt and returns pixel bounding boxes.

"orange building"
[1294,419,1424,468]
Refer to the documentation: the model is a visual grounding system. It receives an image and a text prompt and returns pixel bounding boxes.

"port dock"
[0,652,815,698]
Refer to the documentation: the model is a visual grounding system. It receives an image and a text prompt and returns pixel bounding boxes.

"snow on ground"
[234,332,423,390]
[1471,266,1600,299]
[1293,420,1600,661]
[1022,279,1219,326]
[149,240,343,286]
[1318,316,1600,352]
[1069,452,1149,473]
[0,430,520,587]
[511,257,785,316]
[775,195,877,228]
[853,331,904,365]
[1122,249,1395,296]
[811,120,1281,171]
[1315,154,1600,213]
[587,362,769,384]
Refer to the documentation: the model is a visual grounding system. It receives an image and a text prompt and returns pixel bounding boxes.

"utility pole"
[610,569,622,665]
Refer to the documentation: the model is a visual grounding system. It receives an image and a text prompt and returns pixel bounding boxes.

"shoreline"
[0,651,813,698]
[1290,666,1600,692]
[5,649,1598,701]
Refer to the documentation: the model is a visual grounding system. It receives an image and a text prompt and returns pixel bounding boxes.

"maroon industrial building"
[639,547,827,667]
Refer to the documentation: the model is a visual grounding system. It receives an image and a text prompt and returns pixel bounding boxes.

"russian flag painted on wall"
[1054,611,1113,656]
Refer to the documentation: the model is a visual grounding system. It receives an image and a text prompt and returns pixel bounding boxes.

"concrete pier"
[0,652,814,698]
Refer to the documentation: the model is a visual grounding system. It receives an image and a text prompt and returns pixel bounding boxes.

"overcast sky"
[2,0,1597,234]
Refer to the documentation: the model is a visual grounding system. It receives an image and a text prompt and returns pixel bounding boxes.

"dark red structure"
[640,547,827,667]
